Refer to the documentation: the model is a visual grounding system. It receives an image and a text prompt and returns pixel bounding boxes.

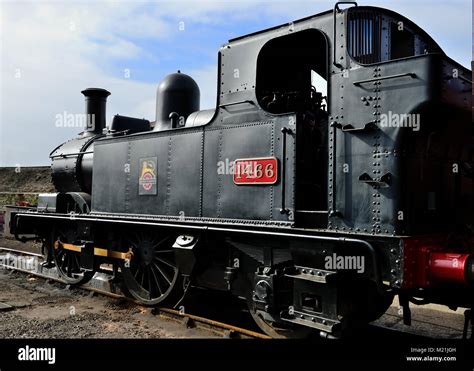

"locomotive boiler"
[10,2,473,338]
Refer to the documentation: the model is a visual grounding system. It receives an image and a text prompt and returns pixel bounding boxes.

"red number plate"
[233,157,278,185]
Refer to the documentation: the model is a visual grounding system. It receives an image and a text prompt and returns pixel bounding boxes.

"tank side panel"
[167,130,203,217]
[91,140,129,213]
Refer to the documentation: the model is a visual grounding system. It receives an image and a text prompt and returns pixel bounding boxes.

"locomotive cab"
[256,29,330,227]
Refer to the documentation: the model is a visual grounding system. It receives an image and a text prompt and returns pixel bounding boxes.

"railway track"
[0,246,271,339]
[1,245,467,341]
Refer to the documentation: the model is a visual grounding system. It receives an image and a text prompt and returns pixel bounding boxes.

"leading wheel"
[121,231,185,306]
[51,228,95,285]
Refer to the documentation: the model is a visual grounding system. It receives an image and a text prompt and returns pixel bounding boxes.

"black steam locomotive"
[10,2,473,338]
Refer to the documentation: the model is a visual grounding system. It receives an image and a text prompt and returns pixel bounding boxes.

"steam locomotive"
[10,2,473,338]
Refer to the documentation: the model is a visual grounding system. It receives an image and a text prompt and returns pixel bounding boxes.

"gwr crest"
[139,157,157,195]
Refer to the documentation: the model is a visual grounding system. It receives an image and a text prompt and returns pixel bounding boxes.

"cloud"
[0,1,173,166]
[0,0,470,166]
[188,64,218,110]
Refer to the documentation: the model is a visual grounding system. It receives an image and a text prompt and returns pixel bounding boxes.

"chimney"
[81,88,111,136]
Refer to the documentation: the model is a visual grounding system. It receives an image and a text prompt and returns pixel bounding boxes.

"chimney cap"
[81,88,111,98]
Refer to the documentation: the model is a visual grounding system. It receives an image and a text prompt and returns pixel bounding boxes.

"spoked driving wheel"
[51,228,95,285]
[121,231,185,306]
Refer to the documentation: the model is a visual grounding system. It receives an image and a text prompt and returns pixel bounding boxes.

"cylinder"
[81,88,111,136]
[154,71,200,131]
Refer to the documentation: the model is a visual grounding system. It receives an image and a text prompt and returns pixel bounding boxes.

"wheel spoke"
[61,253,68,271]
[57,250,64,260]
[129,239,140,248]
[67,254,73,276]
[134,266,142,280]
[154,249,174,254]
[149,266,163,296]
[73,254,80,271]
[152,261,172,285]
[140,267,146,287]
[154,256,176,269]
[147,269,154,299]
[135,266,142,284]
[151,236,169,248]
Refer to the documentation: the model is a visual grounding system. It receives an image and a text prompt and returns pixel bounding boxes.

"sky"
[0,0,471,166]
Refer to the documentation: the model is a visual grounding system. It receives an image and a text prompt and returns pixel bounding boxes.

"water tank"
[154,71,200,131]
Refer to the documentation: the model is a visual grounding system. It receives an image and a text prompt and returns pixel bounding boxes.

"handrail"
[353,73,417,86]
[218,100,255,110]
[335,1,358,12]
[333,1,358,68]
[279,127,292,215]
[50,151,93,159]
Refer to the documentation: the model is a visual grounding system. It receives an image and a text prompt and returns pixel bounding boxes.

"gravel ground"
[373,300,466,339]
[0,269,218,339]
